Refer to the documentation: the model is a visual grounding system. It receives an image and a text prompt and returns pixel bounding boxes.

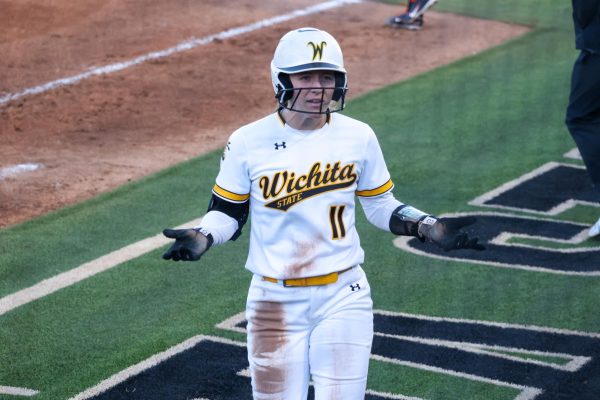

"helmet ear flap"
[277,73,293,103]
[332,71,347,101]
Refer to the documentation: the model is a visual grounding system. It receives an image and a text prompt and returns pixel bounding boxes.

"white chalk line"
[0,385,39,397]
[0,0,361,106]
[0,218,202,317]
[0,163,44,180]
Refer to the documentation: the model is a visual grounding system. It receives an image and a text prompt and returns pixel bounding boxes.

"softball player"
[163,27,484,400]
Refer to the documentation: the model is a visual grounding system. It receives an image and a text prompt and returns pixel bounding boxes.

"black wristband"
[389,205,421,237]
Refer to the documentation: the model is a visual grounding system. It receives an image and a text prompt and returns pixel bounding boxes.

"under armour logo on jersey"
[274,142,286,150]
[350,283,361,292]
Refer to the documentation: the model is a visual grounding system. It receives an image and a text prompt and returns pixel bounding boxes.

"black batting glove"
[418,216,485,251]
[162,228,213,261]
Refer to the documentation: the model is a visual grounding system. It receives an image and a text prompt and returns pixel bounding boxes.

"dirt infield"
[0,0,528,228]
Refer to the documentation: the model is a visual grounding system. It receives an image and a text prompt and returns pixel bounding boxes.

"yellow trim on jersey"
[355,179,394,197]
[212,184,250,202]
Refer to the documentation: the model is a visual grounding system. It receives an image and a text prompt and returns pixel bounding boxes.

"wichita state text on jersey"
[213,112,393,279]
[259,161,358,211]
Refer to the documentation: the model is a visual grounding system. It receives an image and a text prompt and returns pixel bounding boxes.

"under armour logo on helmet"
[308,41,327,61]
[274,142,287,150]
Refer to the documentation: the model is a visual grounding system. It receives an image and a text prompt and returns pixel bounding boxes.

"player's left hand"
[162,228,213,261]
[418,216,485,251]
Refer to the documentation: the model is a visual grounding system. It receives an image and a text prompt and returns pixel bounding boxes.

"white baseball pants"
[246,266,373,400]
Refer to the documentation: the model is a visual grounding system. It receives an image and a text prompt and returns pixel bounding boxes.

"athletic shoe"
[406,0,438,21]
[386,15,424,31]
[589,217,600,238]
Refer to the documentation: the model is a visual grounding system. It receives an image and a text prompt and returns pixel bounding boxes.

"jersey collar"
[276,109,331,127]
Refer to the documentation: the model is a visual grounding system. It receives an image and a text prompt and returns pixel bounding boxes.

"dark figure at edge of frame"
[565,0,600,237]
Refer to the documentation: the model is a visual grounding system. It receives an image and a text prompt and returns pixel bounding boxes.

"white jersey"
[213,112,393,279]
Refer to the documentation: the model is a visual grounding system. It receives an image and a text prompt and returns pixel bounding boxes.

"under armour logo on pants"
[350,283,361,291]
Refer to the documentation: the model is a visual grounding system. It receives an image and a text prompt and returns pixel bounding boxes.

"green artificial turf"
[1,1,598,398]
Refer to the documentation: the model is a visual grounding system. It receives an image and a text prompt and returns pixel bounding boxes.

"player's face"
[288,71,336,114]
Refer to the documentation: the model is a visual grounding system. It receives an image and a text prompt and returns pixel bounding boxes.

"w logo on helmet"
[308,41,327,61]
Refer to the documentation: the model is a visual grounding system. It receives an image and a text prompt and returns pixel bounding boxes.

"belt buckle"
[282,277,308,287]
[282,279,297,287]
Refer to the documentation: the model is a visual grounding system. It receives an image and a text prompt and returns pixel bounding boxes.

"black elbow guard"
[207,194,249,241]
[389,205,428,239]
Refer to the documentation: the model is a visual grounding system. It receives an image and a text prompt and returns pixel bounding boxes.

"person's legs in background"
[566,51,600,237]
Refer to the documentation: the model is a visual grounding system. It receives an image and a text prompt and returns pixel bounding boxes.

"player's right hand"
[162,228,213,261]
